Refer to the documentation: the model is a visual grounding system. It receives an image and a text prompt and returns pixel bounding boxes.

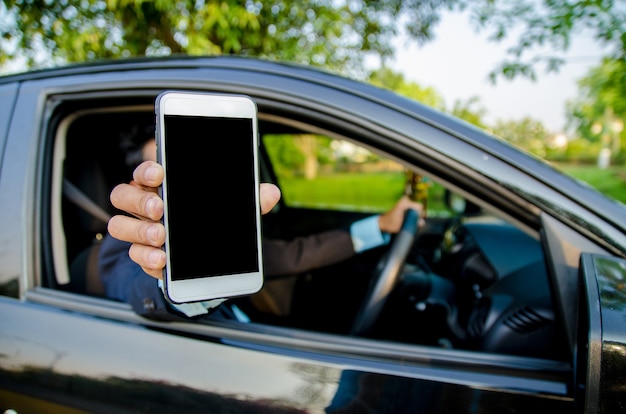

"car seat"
[61,110,139,296]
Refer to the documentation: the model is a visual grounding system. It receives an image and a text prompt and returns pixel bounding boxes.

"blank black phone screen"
[163,114,259,281]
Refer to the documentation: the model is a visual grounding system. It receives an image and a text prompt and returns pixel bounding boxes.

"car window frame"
[24,85,578,400]
[41,88,544,314]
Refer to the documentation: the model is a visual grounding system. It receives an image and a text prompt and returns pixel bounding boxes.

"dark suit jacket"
[98,229,356,320]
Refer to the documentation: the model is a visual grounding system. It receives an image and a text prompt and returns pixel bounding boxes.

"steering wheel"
[350,208,419,335]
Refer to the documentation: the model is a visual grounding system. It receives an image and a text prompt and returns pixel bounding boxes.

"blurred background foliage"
[1,0,625,202]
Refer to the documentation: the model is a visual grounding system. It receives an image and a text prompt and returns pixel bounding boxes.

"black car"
[1,56,625,413]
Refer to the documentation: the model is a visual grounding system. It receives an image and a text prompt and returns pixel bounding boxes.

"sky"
[388,11,607,134]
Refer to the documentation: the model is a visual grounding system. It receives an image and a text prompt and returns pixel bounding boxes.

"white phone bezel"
[155,91,263,304]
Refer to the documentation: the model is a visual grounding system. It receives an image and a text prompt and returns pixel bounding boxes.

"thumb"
[260,183,281,214]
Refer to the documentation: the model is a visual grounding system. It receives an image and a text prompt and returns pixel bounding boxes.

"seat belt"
[62,178,110,294]
[62,178,111,224]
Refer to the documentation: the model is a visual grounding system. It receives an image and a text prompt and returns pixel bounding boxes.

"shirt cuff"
[350,215,390,253]
[158,279,227,317]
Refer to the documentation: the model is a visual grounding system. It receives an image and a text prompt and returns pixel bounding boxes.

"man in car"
[101,125,423,321]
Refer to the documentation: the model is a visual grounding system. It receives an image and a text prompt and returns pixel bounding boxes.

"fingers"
[379,196,425,234]
[107,215,165,247]
[108,215,166,279]
[110,183,164,222]
[407,199,426,228]
[128,244,166,279]
[400,197,425,230]
[399,196,425,226]
[109,162,163,221]
[132,160,164,189]
[403,197,424,217]
[260,183,281,214]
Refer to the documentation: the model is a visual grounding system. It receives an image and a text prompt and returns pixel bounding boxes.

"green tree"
[0,0,455,76]
[491,117,552,158]
[386,0,626,83]
[262,134,305,178]
[3,0,625,82]
[368,66,446,110]
[370,67,488,128]
[263,133,335,179]
[460,0,626,83]
[449,96,488,129]
[567,58,626,162]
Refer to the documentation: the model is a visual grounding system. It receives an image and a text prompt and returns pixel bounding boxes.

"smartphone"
[155,91,263,304]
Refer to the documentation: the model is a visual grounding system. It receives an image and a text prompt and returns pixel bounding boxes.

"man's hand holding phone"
[108,160,281,281]
[108,91,280,304]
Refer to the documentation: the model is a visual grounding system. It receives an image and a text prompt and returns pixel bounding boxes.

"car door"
[577,253,626,414]
[3,58,612,412]
[0,82,18,163]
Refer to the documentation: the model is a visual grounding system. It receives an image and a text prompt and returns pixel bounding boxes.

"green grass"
[279,172,405,211]
[277,164,626,213]
[556,164,626,205]
[278,172,449,212]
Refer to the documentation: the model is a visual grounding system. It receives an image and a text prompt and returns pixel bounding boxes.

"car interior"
[44,95,569,363]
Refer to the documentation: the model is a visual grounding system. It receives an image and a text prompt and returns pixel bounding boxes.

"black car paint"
[579,254,626,413]
[0,296,574,412]
[0,56,625,412]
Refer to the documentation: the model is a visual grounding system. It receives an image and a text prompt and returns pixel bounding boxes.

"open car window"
[263,133,451,217]
[264,133,404,213]
[46,98,567,364]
